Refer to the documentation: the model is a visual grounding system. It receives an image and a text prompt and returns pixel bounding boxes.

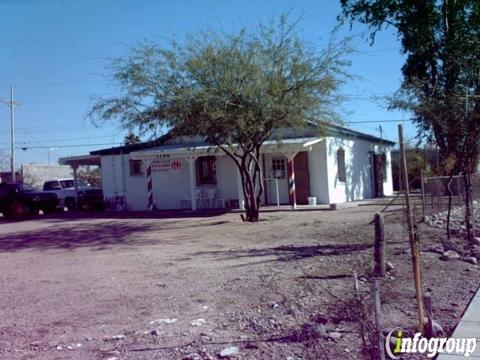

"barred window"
[129,159,143,176]
[196,156,217,185]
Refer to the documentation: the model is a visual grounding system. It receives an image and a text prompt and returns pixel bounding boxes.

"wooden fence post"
[374,213,386,277]
[372,279,386,360]
[424,293,433,338]
[399,124,426,333]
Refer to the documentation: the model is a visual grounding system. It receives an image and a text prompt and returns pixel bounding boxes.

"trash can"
[308,197,317,206]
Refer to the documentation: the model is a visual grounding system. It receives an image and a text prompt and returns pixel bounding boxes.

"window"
[44,181,62,190]
[337,148,346,182]
[18,184,35,192]
[381,153,387,181]
[129,160,144,176]
[60,180,75,188]
[196,156,217,185]
[271,158,286,179]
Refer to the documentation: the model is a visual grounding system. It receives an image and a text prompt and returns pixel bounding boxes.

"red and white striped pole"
[146,159,154,211]
[287,153,297,209]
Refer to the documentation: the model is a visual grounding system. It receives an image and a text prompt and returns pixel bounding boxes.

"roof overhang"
[130,137,324,160]
[59,154,101,168]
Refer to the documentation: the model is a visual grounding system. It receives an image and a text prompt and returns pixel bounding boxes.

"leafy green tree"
[340,0,480,242]
[89,16,351,221]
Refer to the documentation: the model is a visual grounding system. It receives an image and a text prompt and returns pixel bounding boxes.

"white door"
[265,156,289,205]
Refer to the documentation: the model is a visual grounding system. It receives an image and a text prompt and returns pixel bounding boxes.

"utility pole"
[0,85,19,183]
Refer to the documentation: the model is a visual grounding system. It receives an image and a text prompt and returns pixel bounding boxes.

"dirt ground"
[0,201,478,359]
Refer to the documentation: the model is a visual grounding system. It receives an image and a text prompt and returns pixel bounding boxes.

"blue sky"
[0,0,414,166]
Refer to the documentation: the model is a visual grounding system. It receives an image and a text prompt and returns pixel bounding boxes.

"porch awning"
[130,137,323,160]
[59,154,101,167]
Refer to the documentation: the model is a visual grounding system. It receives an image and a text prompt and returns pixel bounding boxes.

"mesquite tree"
[89,16,351,221]
[340,0,480,242]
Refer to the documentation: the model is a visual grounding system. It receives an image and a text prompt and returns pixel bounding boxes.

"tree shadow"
[13,209,229,223]
[191,242,373,266]
[0,221,161,253]
[0,214,236,253]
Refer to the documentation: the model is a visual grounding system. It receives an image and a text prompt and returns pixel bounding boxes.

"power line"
[0,118,411,134]
[0,126,99,134]
[7,80,108,88]
[0,88,393,105]
[9,134,119,145]
[0,128,113,135]
[20,97,90,104]
[0,124,92,130]
[15,131,58,165]
[346,119,412,124]
[18,142,123,150]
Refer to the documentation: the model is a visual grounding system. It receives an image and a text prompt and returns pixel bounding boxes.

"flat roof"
[59,154,101,167]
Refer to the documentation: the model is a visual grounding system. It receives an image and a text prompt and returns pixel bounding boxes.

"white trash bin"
[308,196,317,206]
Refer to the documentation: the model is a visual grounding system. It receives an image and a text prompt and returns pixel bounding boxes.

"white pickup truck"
[43,178,103,210]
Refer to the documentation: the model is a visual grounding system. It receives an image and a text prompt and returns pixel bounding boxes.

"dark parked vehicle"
[0,183,59,219]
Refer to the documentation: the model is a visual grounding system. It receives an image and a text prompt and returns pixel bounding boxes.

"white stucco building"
[61,123,395,211]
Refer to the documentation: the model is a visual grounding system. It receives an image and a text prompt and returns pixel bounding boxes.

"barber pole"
[146,160,154,211]
[287,156,296,209]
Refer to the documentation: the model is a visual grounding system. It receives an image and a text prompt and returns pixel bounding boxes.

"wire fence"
[421,173,480,216]
[420,173,480,234]
[378,172,480,238]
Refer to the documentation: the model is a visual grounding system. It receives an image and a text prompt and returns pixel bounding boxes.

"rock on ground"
[386,261,394,271]
[329,331,342,341]
[440,250,461,261]
[219,346,239,358]
[462,256,478,265]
